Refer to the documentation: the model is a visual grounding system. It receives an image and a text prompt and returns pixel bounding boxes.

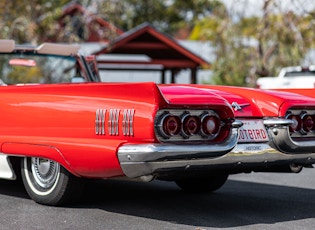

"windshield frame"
[0,51,99,85]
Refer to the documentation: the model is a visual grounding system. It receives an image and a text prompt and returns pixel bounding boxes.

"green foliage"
[7,66,43,84]
[1,0,315,87]
[191,2,315,87]
[0,0,223,42]
[94,0,224,34]
[0,0,71,43]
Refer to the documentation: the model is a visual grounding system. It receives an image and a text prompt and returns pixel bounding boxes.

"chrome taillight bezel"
[155,109,229,143]
[200,112,221,138]
[160,114,181,137]
[286,109,315,137]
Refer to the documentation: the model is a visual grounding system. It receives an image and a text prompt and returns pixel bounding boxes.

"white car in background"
[256,65,315,89]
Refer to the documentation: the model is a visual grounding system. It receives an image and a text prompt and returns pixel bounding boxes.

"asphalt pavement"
[1,168,315,230]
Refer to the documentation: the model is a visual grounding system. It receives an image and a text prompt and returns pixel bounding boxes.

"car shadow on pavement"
[0,179,29,199]
[75,178,315,228]
[0,176,314,228]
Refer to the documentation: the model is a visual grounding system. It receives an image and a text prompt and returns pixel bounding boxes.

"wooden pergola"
[94,23,209,84]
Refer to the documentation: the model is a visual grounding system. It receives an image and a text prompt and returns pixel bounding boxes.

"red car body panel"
[158,85,232,107]
[0,82,235,178]
[0,83,160,178]
[275,88,315,98]
[187,85,315,117]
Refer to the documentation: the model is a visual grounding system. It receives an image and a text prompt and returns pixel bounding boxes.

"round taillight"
[201,113,221,137]
[302,115,315,133]
[163,115,181,136]
[182,115,200,136]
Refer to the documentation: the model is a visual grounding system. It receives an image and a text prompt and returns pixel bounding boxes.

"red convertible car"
[0,40,241,205]
[1,40,315,206]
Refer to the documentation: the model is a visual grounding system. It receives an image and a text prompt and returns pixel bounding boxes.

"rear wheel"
[175,174,228,192]
[21,157,82,206]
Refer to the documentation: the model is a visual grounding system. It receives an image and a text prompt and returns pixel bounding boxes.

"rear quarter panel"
[0,83,165,178]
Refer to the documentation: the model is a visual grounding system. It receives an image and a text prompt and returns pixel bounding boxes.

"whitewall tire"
[21,157,82,206]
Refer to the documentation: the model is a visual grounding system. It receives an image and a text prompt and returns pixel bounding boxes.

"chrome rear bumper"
[118,141,315,178]
[118,118,315,178]
[118,127,239,178]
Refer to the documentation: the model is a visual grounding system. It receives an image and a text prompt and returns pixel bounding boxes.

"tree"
[1,0,315,88]
[0,0,71,43]
[84,0,224,35]
[190,0,315,87]
[0,0,224,43]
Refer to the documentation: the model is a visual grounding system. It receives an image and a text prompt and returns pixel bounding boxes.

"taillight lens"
[162,115,181,136]
[201,113,221,137]
[182,115,200,137]
[287,114,302,133]
[301,114,315,133]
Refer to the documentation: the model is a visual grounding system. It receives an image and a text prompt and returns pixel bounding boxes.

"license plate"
[238,119,269,143]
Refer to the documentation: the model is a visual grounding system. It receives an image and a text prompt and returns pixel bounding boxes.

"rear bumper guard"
[264,118,315,154]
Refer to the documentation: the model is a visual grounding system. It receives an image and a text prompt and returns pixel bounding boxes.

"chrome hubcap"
[31,158,60,188]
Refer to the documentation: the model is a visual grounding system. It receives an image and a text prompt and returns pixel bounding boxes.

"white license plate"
[238,119,269,143]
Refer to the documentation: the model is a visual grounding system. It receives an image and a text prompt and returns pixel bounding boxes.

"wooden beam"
[119,42,169,50]
[97,59,198,68]
[98,67,162,71]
